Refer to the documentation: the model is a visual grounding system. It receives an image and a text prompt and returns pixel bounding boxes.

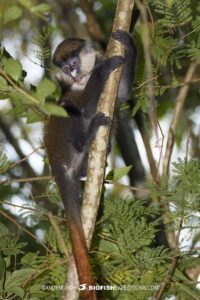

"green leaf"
[0,93,8,100]
[0,149,10,174]
[0,76,8,99]
[46,181,61,205]
[6,268,34,290]
[9,91,29,105]
[25,111,43,123]
[4,59,22,81]
[29,283,44,293]
[43,103,68,117]
[98,239,120,255]
[36,78,56,102]
[18,0,32,9]
[106,165,132,181]
[0,223,9,236]
[32,4,52,14]
[113,165,132,180]
[3,5,22,24]
[0,76,8,90]
[9,103,28,117]
[10,286,24,298]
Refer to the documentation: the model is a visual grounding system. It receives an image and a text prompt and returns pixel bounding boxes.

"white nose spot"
[71,70,77,77]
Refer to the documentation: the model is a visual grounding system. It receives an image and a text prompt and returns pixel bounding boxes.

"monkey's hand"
[87,112,111,144]
[107,55,123,71]
[112,30,134,50]
[90,112,112,130]
[79,113,111,152]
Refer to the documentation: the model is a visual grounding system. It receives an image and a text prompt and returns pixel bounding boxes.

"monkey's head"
[53,38,96,91]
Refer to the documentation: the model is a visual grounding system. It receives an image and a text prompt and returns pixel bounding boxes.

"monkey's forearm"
[83,55,123,115]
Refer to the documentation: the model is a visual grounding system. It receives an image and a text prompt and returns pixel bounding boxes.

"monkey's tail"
[55,170,97,300]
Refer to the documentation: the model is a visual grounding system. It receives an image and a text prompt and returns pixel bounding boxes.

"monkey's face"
[54,38,96,91]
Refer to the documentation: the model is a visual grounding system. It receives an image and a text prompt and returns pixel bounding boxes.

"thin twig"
[0,209,51,253]
[154,257,179,300]
[0,117,37,179]
[135,114,158,181]
[0,68,39,105]
[170,277,200,300]
[0,68,46,120]
[105,179,149,193]
[154,219,183,300]
[48,213,69,258]
[1,200,67,222]
[135,77,200,93]
[155,121,164,182]
[9,146,42,169]
[185,128,191,163]
[0,175,52,185]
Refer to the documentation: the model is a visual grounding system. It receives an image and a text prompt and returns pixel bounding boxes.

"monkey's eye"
[72,60,77,67]
[62,65,70,73]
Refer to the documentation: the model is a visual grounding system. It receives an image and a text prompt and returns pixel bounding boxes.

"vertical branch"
[153,219,183,300]
[135,113,158,181]
[135,0,158,140]
[82,0,135,246]
[153,63,198,299]
[163,62,198,175]
[161,62,198,250]
[136,1,198,251]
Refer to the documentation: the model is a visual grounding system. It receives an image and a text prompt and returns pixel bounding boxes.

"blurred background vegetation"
[0,0,200,299]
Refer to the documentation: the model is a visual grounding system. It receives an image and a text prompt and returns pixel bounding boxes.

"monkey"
[44,30,136,300]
